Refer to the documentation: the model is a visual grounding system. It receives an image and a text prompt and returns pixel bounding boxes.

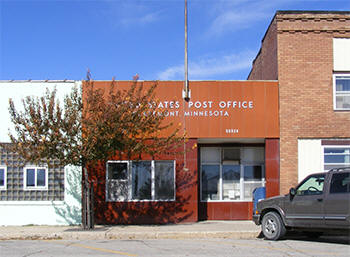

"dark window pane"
[26,169,35,187]
[223,149,240,161]
[336,78,350,91]
[244,166,263,180]
[201,165,220,200]
[223,165,240,181]
[330,172,350,194]
[325,155,349,164]
[108,163,128,180]
[37,169,46,186]
[324,148,349,154]
[0,169,4,186]
[132,161,151,200]
[222,165,240,200]
[155,161,174,200]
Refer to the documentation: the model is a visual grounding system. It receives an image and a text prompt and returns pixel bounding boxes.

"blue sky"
[1,0,349,81]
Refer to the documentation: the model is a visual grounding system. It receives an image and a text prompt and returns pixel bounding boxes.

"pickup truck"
[253,167,350,240]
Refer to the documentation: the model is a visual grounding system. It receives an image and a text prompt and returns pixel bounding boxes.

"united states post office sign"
[90,81,279,138]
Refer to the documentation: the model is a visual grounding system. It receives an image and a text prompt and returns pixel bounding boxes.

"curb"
[0,231,260,241]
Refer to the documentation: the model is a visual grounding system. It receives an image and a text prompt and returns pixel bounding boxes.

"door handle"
[317,198,323,202]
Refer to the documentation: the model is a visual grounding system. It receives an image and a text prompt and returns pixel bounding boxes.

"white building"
[0,81,82,225]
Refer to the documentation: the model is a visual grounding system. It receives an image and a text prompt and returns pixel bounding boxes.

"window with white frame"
[324,146,350,171]
[200,147,265,202]
[0,166,7,190]
[24,167,48,190]
[333,75,350,110]
[106,160,175,201]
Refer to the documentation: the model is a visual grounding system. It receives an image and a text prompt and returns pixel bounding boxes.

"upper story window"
[0,166,7,190]
[106,160,175,202]
[23,166,48,190]
[333,75,350,110]
[333,38,350,110]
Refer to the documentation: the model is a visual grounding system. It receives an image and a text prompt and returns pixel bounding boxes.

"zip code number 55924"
[225,129,239,134]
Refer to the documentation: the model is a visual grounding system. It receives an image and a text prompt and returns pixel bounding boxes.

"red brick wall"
[90,139,198,225]
[248,19,278,80]
[249,12,350,193]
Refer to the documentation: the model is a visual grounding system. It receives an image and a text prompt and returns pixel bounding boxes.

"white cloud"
[158,65,183,81]
[120,10,161,27]
[157,50,256,80]
[101,1,163,28]
[208,11,267,35]
[205,0,293,36]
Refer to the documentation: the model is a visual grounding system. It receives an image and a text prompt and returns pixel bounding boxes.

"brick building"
[248,11,350,193]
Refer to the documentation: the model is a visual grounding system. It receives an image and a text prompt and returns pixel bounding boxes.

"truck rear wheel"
[261,211,286,240]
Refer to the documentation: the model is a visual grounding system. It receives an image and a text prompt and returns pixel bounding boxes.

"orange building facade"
[88,81,280,224]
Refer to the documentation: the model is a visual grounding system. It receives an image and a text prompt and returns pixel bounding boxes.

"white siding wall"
[298,139,323,182]
[0,165,81,225]
[333,38,350,71]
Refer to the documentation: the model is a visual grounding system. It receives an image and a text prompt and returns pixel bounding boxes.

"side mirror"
[289,187,296,200]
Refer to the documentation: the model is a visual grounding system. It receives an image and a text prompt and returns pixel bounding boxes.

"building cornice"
[277,29,350,34]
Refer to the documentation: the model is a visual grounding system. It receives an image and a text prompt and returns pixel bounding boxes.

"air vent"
[222,148,240,162]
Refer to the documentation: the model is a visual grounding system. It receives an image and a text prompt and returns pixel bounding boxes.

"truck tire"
[261,211,286,240]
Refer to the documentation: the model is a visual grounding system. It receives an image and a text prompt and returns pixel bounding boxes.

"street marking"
[44,240,138,256]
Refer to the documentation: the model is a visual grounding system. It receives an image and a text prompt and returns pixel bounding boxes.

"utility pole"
[183,0,190,101]
[182,0,190,172]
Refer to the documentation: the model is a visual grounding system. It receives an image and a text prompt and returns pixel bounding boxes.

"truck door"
[324,171,350,228]
[285,174,325,228]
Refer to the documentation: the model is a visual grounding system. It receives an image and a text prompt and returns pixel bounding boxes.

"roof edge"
[276,10,350,15]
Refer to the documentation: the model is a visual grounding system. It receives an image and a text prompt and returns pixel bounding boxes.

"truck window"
[330,172,350,194]
[296,174,325,196]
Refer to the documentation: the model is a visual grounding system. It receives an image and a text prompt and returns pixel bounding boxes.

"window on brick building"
[324,146,350,171]
[333,75,350,110]
[333,38,350,110]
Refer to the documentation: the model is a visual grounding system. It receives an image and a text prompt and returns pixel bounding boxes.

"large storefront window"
[324,146,350,171]
[200,147,265,201]
[106,160,175,201]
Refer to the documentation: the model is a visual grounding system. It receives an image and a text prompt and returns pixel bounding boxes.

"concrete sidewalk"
[0,221,261,240]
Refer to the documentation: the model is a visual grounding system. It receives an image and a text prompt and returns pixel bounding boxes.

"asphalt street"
[0,237,349,257]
